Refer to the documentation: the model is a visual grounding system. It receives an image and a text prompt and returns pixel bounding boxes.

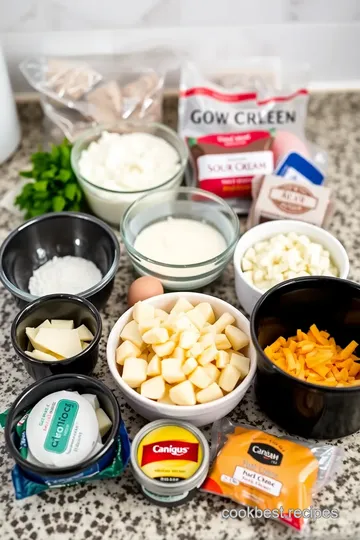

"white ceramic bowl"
[233,220,350,315]
[107,292,256,427]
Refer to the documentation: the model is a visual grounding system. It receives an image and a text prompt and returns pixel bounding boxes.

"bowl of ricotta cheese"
[121,187,240,289]
[71,123,188,225]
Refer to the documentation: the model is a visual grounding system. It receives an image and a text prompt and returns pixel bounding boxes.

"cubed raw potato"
[171,314,197,332]
[154,308,168,321]
[230,352,250,379]
[138,317,161,335]
[26,327,39,349]
[170,298,194,314]
[141,376,166,400]
[25,349,60,362]
[186,309,207,330]
[204,363,220,383]
[147,354,161,377]
[179,330,200,350]
[218,364,241,392]
[76,324,94,341]
[225,325,249,351]
[158,384,174,404]
[133,302,155,323]
[173,347,186,362]
[216,350,230,369]
[182,357,198,376]
[188,342,204,358]
[142,327,169,345]
[37,320,52,330]
[189,366,212,389]
[152,340,176,357]
[213,313,235,333]
[169,380,196,405]
[116,340,141,365]
[201,324,217,335]
[120,320,144,349]
[162,358,186,384]
[193,302,215,324]
[33,328,82,358]
[196,382,224,404]
[199,333,215,349]
[51,319,74,330]
[198,345,218,366]
[122,357,148,388]
[215,334,232,350]
[96,408,112,437]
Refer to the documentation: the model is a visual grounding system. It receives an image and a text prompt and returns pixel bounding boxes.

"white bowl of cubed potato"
[233,220,349,315]
[107,292,256,427]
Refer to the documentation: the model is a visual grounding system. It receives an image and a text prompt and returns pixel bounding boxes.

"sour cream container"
[131,419,210,507]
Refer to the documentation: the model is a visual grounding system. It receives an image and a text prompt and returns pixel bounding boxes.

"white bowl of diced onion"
[107,292,256,427]
[233,220,350,315]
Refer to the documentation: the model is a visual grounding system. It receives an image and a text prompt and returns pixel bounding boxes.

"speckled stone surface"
[1,95,360,540]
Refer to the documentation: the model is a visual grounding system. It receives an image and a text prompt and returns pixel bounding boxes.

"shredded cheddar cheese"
[265,324,360,387]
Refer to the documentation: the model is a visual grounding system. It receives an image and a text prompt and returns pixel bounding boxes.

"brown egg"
[127,276,164,307]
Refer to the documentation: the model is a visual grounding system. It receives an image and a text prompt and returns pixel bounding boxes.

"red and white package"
[179,62,310,201]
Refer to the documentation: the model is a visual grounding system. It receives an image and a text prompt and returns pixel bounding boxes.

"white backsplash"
[1,0,360,91]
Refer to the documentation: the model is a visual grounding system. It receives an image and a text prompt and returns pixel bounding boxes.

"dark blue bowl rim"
[11,293,102,367]
[250,275,360,393]
[0,211,120,302]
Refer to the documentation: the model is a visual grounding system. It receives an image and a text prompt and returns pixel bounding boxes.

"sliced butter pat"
[77,324,94,341]
[51,319,74,330]
[82,393,100,410]
[25,349,60,362]
[96,408,112,437]
[169,380,196,405]
[36,320,52,330]
[25,327,39,348]
[33,328,82,358]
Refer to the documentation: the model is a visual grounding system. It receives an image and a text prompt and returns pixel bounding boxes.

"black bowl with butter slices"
[11,294,102,380]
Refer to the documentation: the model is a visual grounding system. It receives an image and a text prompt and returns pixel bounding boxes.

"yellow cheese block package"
[202,418,342,532]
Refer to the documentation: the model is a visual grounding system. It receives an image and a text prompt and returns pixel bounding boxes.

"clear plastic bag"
[20,47,178,142]
[202,418,343,532]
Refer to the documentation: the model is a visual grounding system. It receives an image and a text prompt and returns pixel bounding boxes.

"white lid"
[26,390,99,468]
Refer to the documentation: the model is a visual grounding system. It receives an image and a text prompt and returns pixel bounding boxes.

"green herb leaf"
[64,183,77,201]
[52,195,66,212]
[15,139,85,218]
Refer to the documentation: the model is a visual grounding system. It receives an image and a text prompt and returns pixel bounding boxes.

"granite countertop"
[1,95,360,540]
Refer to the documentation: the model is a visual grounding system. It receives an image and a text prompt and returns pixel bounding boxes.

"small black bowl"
[11,294,102,380]
[4,374,123,485]
[251,276,360,439]
[0,211,120,310]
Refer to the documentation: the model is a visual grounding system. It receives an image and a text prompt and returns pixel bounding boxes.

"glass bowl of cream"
[121,187,240,290]
[71,122,188,225]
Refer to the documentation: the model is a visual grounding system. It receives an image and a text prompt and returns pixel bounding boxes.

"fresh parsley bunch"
[15,139,84,219]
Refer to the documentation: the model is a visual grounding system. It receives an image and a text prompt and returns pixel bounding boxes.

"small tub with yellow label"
[131,419,210,506]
